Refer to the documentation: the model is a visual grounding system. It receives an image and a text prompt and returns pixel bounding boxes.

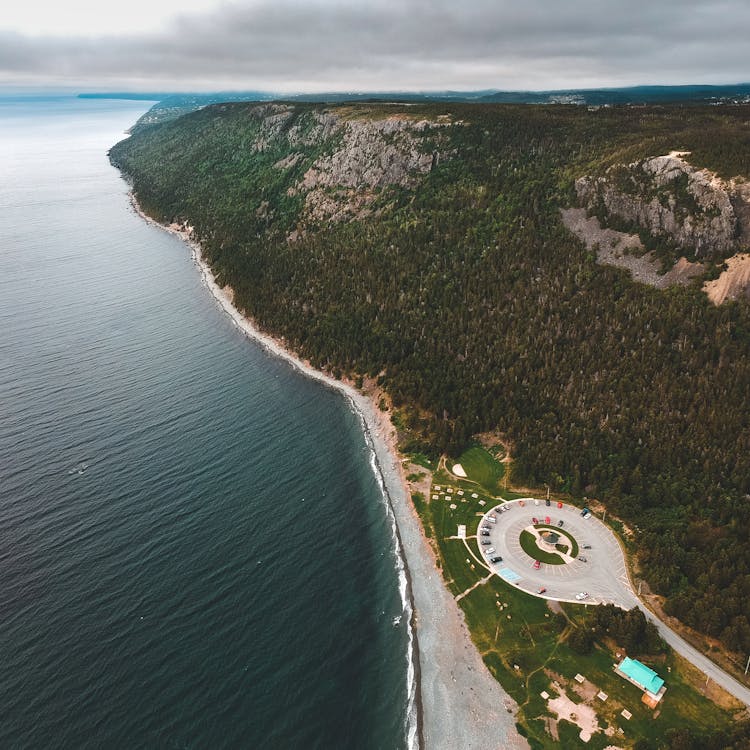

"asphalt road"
[476,498,750,707]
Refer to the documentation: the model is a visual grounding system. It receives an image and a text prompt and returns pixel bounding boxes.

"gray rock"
[576,154,745,260]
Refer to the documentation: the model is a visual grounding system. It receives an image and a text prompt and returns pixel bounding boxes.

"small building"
[614,657,666,705]
[540,530,560,549]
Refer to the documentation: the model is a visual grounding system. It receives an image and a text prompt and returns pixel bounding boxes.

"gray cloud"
[1,0,748,91]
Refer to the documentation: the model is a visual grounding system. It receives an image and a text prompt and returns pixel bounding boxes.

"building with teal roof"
[615,657,666,700]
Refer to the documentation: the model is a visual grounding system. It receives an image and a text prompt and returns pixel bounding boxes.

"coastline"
[129,195,527,749]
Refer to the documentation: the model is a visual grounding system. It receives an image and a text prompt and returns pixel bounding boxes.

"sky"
[1,0,748,93]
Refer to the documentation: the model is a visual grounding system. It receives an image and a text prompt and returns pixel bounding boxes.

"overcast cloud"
[1,0,748,92]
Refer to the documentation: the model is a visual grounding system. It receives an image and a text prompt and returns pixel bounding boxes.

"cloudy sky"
[1,0,747,93]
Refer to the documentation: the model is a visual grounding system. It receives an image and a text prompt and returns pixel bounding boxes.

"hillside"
[110,101,750,657]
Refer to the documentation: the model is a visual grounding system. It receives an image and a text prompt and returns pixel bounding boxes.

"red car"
[545,516,550,525]
[533,560,541,570]
[532,517,539,524]
[557,501,563,509]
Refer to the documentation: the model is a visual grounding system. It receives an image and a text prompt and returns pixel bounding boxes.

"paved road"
[476,498,750,707]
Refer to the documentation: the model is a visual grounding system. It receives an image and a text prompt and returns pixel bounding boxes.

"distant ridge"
[478,83,750,105]
[83,83,750,130]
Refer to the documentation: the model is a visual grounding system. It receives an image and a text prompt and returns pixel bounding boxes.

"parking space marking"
[499,568,521,583]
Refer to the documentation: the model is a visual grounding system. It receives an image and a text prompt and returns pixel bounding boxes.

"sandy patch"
[547,690,601,742]
[704,253,750,305]
[452,463,467,478]
[660,256,705,286]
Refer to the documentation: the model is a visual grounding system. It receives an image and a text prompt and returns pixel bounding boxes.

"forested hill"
[110,101,750,655]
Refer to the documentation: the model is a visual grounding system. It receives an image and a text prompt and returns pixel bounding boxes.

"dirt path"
[456,573,494,602]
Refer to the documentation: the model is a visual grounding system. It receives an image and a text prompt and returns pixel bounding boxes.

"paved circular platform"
[477,498,635,605]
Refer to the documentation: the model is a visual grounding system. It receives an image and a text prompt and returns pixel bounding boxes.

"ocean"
[0,95,411,749]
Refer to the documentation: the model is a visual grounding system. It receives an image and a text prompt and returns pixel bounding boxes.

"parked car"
[490,556,503,563]
[534,498,540,506]
[532,517,539,524]
[583,511,592,519]
[557,501,563,509]
[545,516,550,525]
[537,587,547,594]
[481,530,490,537]
[557,520,564,527]
[545,498,551,506]
[481,540,491,546]
[575,592,589,601]
[488,515,497,523]
[581,507,590,516]
[485,547,496,554]
[578,556,587,562]
[533,560,541,570]
[583,544,591,549]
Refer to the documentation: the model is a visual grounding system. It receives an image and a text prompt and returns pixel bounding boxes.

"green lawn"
[455,445,506,495]
[520,529,566,564]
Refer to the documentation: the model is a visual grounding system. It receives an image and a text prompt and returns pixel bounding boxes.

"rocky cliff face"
[245,104,449,226]
[576,153,747,260]
[296,116,444,224]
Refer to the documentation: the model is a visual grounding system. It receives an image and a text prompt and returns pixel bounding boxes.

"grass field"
[519,529,567,564]
[455,445,505,495]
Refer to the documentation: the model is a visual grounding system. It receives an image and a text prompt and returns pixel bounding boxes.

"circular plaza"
[476,498,636,606]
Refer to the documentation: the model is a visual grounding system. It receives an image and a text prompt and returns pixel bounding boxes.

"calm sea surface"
[0,96,409,749]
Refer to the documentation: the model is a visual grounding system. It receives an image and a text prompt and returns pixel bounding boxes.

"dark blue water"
[0,96,410,749]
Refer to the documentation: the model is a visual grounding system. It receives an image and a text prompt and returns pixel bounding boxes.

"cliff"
[575,152,749,262]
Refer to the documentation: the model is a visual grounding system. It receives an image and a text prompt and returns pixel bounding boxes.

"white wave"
[362,418,419,750]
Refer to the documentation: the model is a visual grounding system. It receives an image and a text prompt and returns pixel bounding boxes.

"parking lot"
[477,498,635,606]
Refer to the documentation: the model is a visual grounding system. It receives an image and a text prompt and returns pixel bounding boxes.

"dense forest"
[110,101,750,656]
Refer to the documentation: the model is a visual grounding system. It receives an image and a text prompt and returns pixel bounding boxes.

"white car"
[485,547,496,555]
[575,592,589,601]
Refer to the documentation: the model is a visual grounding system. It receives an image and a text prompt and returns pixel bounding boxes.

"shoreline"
[129,194,527,749]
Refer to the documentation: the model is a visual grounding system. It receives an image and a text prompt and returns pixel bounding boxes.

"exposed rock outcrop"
[248,105,340,151]
[294,116,444,224]
[575,153,746,260]
[298,117,437,192]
